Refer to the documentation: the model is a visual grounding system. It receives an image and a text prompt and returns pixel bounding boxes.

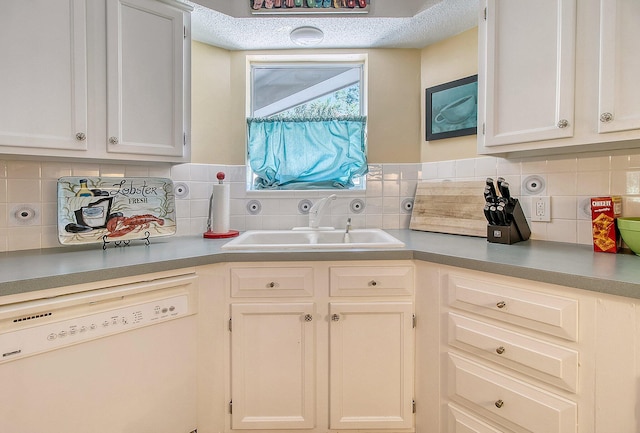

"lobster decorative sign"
[57,177,177,246]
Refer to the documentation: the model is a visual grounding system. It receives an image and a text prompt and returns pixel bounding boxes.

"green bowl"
[617,217,640,255]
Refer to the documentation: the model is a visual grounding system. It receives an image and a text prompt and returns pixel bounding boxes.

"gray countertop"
[1,229,638,300]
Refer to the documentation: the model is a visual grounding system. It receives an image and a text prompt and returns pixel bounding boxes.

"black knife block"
[487,199,531,245]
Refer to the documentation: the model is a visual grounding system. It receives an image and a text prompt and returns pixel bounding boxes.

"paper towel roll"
[211,183,230,233]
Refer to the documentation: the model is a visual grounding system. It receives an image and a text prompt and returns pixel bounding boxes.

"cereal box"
[591,196,622,253]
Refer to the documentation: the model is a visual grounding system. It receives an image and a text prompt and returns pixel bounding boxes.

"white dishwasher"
[0,273,199,433]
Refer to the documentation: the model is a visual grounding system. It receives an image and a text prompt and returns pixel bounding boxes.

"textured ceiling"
[187,0,479,50]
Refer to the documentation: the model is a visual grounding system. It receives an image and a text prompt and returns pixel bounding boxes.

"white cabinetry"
[230,302,316,430]
[478,0,640,155]
[0,0,89,152]
[479,0,577,148]
[106,0,189,158]
[0,0,191,162]
[416,264,596,433]
[328,301,414,430]
[597,0,640,134]
[226,261,415,433]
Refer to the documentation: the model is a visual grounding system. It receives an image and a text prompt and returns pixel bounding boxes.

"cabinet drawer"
[446,273,578,341]
[330,266,414,296]
[448,313,578,392]
[448,354,577,433]
[230,267,314,297]
[448,404,507,433]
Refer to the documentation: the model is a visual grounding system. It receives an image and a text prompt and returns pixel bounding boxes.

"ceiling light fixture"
[290,26,324,46]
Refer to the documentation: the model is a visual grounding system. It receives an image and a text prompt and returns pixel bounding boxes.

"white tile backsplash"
[2,148,640,251]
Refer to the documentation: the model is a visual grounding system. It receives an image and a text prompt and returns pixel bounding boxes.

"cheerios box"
[591,196,622,253]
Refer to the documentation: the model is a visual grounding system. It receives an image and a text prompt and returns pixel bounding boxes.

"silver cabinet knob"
[368,280,378,287]
[495,399,504,409]
[496,301,506,309]
[600,112,613,123]
[496,346,505,355]
[266,281,277,288]
[304,314,313,322]
[557,119,569,128]
[108,136,119,145]
[331,314,340,322]
[75,132,86,141]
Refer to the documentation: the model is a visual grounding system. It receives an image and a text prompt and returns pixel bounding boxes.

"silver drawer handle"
[495,399,504,409]
[496,301,506,309]
[496,346,505,355]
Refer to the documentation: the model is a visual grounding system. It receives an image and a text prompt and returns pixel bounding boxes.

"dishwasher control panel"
[0,294,189,363]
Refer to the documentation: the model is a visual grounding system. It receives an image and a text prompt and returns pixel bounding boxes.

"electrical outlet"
[531,196,551,222]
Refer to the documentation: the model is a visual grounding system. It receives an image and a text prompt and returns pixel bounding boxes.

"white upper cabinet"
[597,0,640,134]
[478,0,577,150]
[480,0,577,148]
[0,0,88,152]
[0,0,191,162]
[478,0,640,156]
[106,0,190,158]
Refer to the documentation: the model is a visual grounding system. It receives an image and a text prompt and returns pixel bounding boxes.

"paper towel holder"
[203,172,240,239]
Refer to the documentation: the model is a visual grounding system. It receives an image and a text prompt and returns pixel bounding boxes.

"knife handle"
[485,178,498,201]
[484,204,493,224]
[499,181,511,201]
[496,205,508,225]
[489,205,500,226]
[484,186,495,203]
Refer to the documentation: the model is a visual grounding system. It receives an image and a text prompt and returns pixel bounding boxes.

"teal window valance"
[247,116,368,190]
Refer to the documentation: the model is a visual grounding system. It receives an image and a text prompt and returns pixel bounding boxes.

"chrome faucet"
[308,194,336,229]
[343,217,352,243]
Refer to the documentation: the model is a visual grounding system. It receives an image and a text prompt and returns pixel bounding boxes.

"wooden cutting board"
[409,180,487,237]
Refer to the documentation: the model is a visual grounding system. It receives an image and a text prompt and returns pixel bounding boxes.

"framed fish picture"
[426,75,478,141]
[57,177,176,246]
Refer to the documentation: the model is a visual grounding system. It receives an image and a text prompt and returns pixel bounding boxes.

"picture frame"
[426,75,478,141]
[250,0,370,13]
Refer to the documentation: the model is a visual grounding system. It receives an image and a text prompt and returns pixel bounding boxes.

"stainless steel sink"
[221,229,405,250]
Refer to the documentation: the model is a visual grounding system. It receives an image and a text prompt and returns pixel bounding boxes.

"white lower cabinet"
[230,302,316,430]
[225,261,415,433]
[442,268,583,433]
[414,262,596,433]
[329,301,414,430]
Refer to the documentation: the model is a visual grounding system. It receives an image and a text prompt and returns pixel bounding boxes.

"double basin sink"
[221,228,405,250]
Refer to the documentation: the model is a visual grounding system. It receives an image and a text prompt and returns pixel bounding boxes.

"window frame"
[245,54,368,192]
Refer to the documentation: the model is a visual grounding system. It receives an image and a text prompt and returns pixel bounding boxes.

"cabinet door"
[479,0,576,149]
[329,302,414,430]
[0,0,88,152]
[230,303,315,430]
[106,0,188,157]
[597,0,640,134]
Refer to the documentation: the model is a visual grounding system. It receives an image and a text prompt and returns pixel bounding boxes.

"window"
[247,55,368,190]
